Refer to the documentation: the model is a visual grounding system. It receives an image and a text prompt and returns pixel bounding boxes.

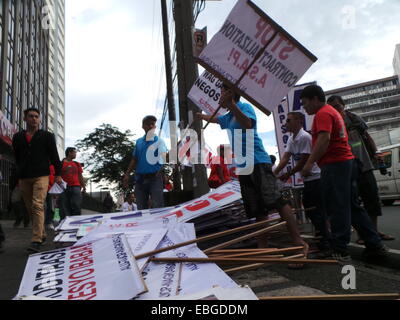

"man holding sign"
[197,85,308,260]
[273,112,330,253]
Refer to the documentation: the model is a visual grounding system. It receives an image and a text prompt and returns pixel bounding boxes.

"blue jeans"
[303,179,331,250]
[321,159,382,251]
[60,186,82,219]
[135,175,164,210]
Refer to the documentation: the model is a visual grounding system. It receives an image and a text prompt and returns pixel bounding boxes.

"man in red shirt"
[300,85,386,261]
[60,147,85,219]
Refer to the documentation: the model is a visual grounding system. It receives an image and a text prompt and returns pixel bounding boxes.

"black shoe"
[362,245,389,260]
[27,242,42,253]
[41,237,47,245]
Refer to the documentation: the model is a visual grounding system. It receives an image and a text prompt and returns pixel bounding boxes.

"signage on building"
[193,27,207,58]
[197,0,317,116]
[342,85,398,100]
[0,110,17,146]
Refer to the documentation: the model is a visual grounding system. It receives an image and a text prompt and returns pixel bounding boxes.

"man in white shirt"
[273,112,331,253]
[122,193,138,212]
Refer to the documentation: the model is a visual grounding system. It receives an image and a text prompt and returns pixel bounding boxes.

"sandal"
[379,233,395,241]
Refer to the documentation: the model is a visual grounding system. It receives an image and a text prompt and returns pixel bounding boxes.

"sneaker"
[331,249,352,262]
[362,245,389,259]
[27,242,42,253]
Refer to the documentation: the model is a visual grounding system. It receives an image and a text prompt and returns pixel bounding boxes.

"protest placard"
[197,0,317,116]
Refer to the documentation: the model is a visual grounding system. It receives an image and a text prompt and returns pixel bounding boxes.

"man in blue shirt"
[197,84,308,261]
[122,115,168,209]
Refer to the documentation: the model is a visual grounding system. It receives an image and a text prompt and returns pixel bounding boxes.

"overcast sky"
[65,0,400,162]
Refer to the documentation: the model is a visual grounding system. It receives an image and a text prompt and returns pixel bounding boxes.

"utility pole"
[161,0,181,191]
[173,0,209,198]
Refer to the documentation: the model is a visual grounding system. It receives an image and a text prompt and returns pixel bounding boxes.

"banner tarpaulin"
[16,234,146,300]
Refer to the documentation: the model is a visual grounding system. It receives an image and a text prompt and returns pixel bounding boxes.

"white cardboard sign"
[197,0,317,115]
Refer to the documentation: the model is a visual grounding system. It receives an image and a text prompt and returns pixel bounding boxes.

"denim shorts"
[238,163,288,218]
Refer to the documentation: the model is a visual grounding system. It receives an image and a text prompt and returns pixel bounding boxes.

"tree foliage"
[76,124,135,193]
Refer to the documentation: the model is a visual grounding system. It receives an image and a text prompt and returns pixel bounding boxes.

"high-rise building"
[394,43,400,81]
[326,75,400,147]
[0,0,50,212]
[45,0,65,157]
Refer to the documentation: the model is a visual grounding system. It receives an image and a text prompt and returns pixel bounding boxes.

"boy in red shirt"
[300,85,386,261]
[60,147,85,219]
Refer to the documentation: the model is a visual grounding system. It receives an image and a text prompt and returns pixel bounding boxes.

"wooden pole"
[259,293,400,300]
[212,246,304,259]
[150,257,338,265]
[203,222,287,254]
[135,217,280,259]
[211,248,279,253]
[223,254,304,274]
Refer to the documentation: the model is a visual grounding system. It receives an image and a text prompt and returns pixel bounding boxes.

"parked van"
[374,143,400,206]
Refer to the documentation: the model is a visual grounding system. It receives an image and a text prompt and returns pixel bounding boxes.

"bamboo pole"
[223,254,304,274]
[214,246,304,259]
[259,293,400,300]
[149,257,338,265]
[135,217,281,259]
[211,248,279,253]
[203,222,287,254]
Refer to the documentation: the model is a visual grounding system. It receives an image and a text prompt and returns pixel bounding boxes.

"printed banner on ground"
[154,180,242,222]
[16,234,146,300]
[197,0,317,115]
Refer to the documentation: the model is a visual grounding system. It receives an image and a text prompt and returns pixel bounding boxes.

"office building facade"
[326,75,400,147]
[46,0,65,156]
[0,0,50,212]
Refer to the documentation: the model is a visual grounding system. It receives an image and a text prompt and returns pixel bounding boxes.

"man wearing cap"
[122,116,168,209]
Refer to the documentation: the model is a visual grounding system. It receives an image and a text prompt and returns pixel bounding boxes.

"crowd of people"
[0,83,394,263]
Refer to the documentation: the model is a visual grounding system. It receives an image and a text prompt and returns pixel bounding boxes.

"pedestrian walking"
[12,108,62,253]
[122,115,168,210]
[59,147,86,219]
[103,193,115,213]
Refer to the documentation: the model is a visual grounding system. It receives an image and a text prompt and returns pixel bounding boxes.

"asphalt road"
[0,203,399,300]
